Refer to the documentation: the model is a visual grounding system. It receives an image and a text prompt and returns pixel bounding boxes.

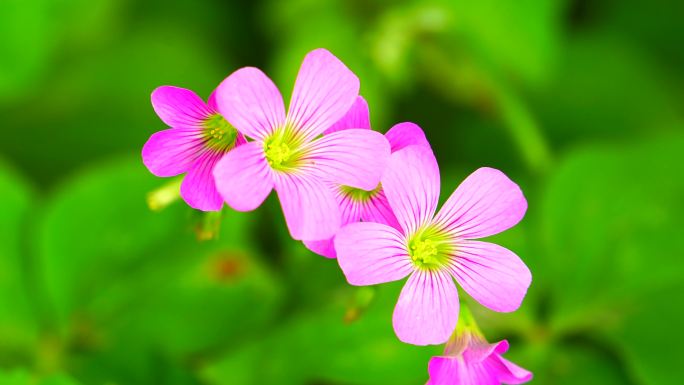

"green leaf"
[39,374,82,385]
[609,281,684,385]
[0,160,38,359]
[532,36,681,144]
[0,369,82,385]
[437,0,562,86]
[542,344,630,385]
[202,281,440,385]
[1,24,229,186]
[36,157,190,325]
[542,134,684,330]
[0,0,52,102]
[36,156,283,383]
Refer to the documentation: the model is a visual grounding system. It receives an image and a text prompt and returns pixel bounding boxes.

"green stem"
[494,86,553,175]
[195,209,224,241]
[445,303,484,355]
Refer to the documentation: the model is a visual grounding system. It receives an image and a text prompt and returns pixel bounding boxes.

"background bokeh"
[1,0,683,384]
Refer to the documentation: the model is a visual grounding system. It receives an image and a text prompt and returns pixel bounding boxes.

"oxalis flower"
[213,49,390,241]
[142,86,246,211]
[304,96,431,258]
[335,145,531,345]
[427,308,532,385]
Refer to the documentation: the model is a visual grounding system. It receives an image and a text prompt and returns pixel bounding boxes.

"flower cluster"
[142,48,532,384]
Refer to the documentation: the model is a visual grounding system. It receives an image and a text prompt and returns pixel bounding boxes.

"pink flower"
[427,329,532,385]
[335,145,531,345]
[213,49,390,241]
[303,96,432,258]
[142,86,246,211]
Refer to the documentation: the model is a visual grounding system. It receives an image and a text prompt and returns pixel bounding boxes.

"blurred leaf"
[1,23,229,187]
[543,344,629,385]
[38,374,82,385]
[35,156,282,383]
[370,0,562,91]
[609,281,684,385]
[0,0,52,102]
[533,36,681,145]
[116,244,282,357]
[50,0,122,50]
[37,157,191,325]
[540,133,684,346]
[0,160,38,360]
[0,369,81,385]
[602,0,684,66]
[203,281,439,385]
[437,0,562,86]
[368,0,558,173]
[281,241,348,311]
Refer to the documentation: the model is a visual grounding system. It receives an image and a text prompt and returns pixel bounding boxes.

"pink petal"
[448,241,531,313]
[274,172,341,241]
[335,222,413,285]
[142,128,203,177]
[215,67,286,141]
[385,122,431,153]
[180,152,224,211]
[433,167,527,239]
[323,95,371,135]
[360,189,401,230]
[286,48,360,141]
[427,357,457,385]
[336,187,365,225]
[151,86,213,127]
[303,238,337,259]
[393,269,459,345]
[489,356,533,384]
[213,142,274,212]
[303,184,366,258]
[464,340,509,363]
[428,355,503,385]
[302,129,390,190]
[428,341,531,385]
[207,89,219,112]
[382,145,440,236]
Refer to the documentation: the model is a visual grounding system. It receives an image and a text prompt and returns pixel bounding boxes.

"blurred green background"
[1,0,683,384]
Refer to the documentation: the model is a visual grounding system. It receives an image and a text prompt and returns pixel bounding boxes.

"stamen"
[407,228,452,270]
[203,114,238,152]
[263,130,301,171]
[265,142,292,167]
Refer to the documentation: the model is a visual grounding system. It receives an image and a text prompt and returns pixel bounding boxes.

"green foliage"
[0,369,81,385]
[532,134,684,384]
[31,157,281,384]
[1,0,683,384]
[0,0,52,102]
[0,162,37,362]
[202,282,440,385]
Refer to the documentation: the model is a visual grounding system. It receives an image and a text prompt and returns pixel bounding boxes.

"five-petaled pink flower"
[213,49,390,241]
[304,96,432,258]
[335,145,531,345]
[143,86,246,211]
[427,330,532,385]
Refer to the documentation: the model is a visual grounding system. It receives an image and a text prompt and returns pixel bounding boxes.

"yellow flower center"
[263,130,303,171]
[203,114,238,152]
[407,227,452,270]
[409,239,439,265]
[265,141,292,167]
